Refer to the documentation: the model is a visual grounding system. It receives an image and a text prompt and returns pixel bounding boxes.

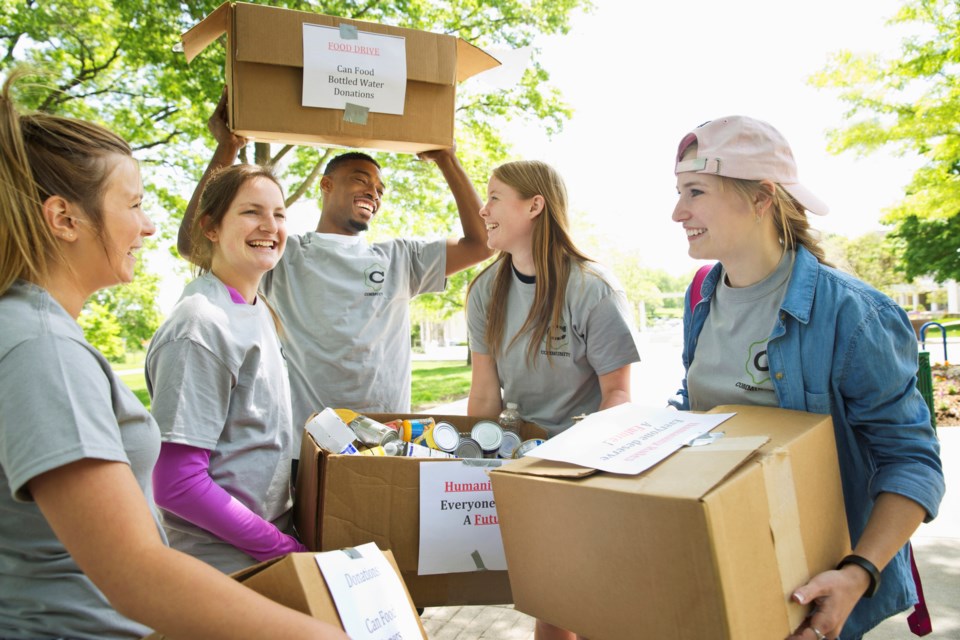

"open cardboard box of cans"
[293,413,548,607]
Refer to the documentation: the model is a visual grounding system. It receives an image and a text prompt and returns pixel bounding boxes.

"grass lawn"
[116,358,471,412]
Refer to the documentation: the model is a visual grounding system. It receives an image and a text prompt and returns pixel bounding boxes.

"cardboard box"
[181,2,500,153]
[295,413,548,607]
[143,550,425,639]
[490,405,852,640]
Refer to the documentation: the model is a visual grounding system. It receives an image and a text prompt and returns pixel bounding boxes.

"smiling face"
[318,159,385,234]
[672,148,757,263]
[72,154,154,291]
[479,176,541,257]
[206,176,287,293]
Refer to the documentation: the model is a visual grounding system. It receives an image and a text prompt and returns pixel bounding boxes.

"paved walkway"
[417,327,960,639]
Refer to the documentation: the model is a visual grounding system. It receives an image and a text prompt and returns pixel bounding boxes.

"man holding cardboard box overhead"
[178,92,493,458]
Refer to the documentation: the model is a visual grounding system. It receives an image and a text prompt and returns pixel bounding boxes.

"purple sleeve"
[152,442,306,561]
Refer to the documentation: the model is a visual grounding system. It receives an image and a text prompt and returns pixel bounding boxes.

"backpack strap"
[688,264,715,313]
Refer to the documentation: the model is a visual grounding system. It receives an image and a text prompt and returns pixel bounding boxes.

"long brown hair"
[469,160,593,365]
[0,70,132,295]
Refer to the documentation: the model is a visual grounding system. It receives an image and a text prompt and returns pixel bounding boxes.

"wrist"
[837,554,881,598]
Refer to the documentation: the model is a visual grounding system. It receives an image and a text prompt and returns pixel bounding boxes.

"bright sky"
[482,0,923,275]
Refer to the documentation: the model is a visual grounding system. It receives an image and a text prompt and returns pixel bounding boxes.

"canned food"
[402,417,435,442]
[470,420,503,457]
[403,441,455,458]
[498,430,522,459]
[455,436,484,459]
[513,438,546,459]
[431,421,461,453]
[382,419,404,435]
[358,445,388,456]
[335,409,399,447]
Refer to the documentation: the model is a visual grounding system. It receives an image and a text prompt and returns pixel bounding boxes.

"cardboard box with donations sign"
[143,548,426,639]
[180,1,500,153]
[490,405,852,640]
[294,413,548,608]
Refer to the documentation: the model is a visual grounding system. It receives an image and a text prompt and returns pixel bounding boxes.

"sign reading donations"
[315,543,423,640]
[418,461,507,576]
[302,23,407,116]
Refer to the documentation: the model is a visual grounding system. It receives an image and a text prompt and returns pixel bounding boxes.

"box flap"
[494,433,770,499]
[180,1,231,64]
[456,39,501,82]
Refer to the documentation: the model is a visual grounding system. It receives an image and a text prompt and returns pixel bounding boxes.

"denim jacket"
[674,246,944,639]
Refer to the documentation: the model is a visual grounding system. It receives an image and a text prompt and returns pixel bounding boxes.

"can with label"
[358,445,388,456]
[402,417,435,442]
[470,420,503,458]
[513,438,546,459]
[455,436,484,459]
[404,441,456,458]
[498,430,523,459]
[336,409,399,447]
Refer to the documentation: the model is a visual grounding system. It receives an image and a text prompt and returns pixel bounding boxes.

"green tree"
[83,258,164,351]
[822,231,903,295]
[809,0,960,283]
[78,301,127,362]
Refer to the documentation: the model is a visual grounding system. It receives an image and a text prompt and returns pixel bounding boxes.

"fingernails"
[793,592,805,604]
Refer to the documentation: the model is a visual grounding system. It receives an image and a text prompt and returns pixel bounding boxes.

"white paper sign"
[314,542,423,640]
[526,403,735,475]
[418,461,506,576]
[302,24,407,115]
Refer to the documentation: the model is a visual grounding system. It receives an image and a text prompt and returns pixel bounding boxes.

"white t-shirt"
[261,232,447,453]
[468,260,641,436]
[0,281,163,639]
[146,273,295,573]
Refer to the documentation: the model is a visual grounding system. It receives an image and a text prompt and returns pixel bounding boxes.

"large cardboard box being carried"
[143,550,425,639]
[295,413,547,608]
[490,405,852,640]
[181,2,500,153]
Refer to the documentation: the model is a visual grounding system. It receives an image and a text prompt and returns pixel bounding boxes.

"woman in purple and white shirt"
[146,163,305,574]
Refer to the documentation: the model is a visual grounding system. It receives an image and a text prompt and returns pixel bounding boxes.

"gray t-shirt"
[468,261,641,436]
[688,251,794,411]
[0,281,162,639]
[146,273,295,574]
[261,232,446,452]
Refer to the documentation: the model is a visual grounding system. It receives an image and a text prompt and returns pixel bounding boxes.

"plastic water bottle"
[498,402,522,433]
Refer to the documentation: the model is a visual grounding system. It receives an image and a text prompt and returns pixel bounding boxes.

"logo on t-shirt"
[734,339,771,392]
[364,262,386,296]
[540,322,571,357]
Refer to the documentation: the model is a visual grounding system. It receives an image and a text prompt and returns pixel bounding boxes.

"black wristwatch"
[837,554,881,598]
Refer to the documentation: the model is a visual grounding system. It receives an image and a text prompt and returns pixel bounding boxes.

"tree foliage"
[2,0,588,336]
[809,0,960,282]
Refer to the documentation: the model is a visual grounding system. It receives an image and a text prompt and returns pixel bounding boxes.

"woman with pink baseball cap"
[671,116,943,640]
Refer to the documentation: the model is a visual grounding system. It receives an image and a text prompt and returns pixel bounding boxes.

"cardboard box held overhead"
[181,1,500,153]
[294,413,547,608]
[490,405,852,640]
[142,550,425,639]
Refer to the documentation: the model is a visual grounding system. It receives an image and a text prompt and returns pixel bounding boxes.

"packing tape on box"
[470,549,487,571]
[762,448,810,630]
[344,103,369,125]
[339,24,359,40]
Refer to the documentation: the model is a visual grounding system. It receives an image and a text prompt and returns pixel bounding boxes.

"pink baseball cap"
[675,115,829,216]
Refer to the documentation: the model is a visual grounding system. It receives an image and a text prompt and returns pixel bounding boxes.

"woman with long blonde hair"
[467,161,640,639]
[0,72,346,640]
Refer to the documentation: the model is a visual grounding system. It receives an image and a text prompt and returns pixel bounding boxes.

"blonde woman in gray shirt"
[0,71,346,640]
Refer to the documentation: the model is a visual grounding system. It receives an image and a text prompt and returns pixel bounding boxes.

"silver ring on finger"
[811,627,827,640]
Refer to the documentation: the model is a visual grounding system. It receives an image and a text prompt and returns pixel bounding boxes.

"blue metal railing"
[919,322,949,362]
